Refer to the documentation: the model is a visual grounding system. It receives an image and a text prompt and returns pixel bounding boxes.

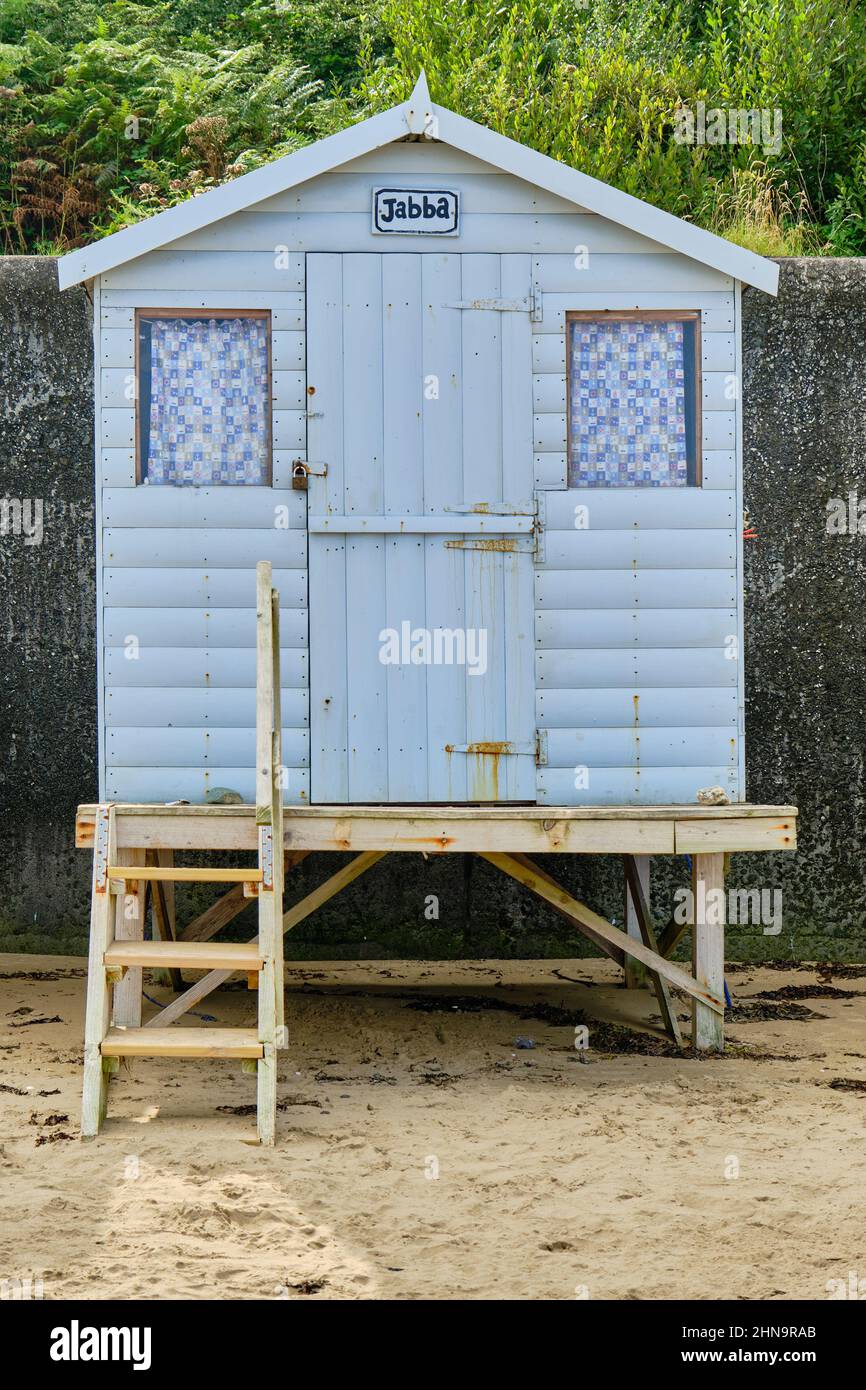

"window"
[136,310,271,485]
[566,311,701,487]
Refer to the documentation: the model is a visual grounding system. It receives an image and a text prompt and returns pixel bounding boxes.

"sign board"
[372,187,460,236]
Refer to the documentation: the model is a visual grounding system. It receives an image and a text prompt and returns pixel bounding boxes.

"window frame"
[565,308,703,489]
[134,307,273,486]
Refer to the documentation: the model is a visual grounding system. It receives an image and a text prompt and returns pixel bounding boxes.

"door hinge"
[535,730,548,767]
[445,741,536,756]
[530,286,543,323]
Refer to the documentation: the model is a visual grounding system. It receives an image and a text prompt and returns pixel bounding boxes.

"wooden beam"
[508,853,624,966]
[148,850,183,991]
[81,806,116,1138]
[255,561,280,1146]
[176,852,309,946]
[144,846,385,1031]
[111,846,146,1027]
[657,917,689,960]
[623,853,649,989]
[178,882,249,943]
[675,815,796,853]
[105,940,264,972]
[623,855,682,1047]
[692,853,726,1051]
[103,1026,262,1059]
[107,865,263,884]
[481,852,723,1014]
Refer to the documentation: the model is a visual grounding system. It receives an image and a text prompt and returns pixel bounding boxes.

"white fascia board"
[433,105,779,296]
[58,78,779,298]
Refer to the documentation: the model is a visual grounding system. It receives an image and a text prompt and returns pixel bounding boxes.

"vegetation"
[1,0,864,255]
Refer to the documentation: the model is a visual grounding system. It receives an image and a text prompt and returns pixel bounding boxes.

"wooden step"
[102,1027,263,1059]
[107,865,263,884]
[105,940,264,972]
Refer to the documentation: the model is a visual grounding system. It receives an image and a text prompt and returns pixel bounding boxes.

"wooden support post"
[623,854,649,989]
[255,562,279,1146]
[147,849,183,991]
[692,853,726,1052]
[622,855,682,1047]
[111,846,146,1027]
[81,806,116,1138]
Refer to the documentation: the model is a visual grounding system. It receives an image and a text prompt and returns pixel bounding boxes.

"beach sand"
[1,953,864,1301]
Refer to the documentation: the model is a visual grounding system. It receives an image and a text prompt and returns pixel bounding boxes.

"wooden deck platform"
[76,798,797,1060]
[76,802,797,855]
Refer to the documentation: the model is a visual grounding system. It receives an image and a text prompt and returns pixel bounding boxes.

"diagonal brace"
[481,851,723,1015]
[144,851,385,1028]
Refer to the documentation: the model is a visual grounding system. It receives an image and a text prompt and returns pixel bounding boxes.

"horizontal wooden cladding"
[104,646,307,688]
[101,250,305,292]
[102,448,303,490]
[532,331,734,374]
[255,171,585,216]
[535,293,735,334]
[170,212,665,256]
[542,489,735,530]
[537,686,738,729]
[535,569,737,610]
[533,254,733,294]
[335,145,519,176]
[104,766,309,805]
[103,566,307,608]
[106,726,309,767]
[100,331,304,374]
[105,686,308,728]
[536,649,738,688]
[104,607,307,648]
[533,412,735,454]
[539,530,737,570]
[544,727,737,768]
[102,488,305,529]
[676,816,797,853]
[101,290,305,325]
[101,408,305,452]
[102,528,306,569]
[534,453,567,489]
[538,766,738,805]
[536,609,738,649]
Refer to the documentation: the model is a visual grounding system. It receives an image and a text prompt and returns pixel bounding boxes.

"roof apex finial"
[409,70,431,109]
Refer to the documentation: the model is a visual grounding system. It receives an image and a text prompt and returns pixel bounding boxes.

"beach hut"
[62,75,796,1140]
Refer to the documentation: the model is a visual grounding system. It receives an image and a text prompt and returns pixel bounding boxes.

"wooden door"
[306,252,536,803]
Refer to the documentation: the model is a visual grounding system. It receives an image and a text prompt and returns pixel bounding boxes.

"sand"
[1,953,864,1301]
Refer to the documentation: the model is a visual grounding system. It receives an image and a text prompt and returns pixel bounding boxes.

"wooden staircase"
[81,561,285,1144]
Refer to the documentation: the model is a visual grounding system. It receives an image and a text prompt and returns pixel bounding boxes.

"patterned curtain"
[144,317,269,485]
[568,318,693,487]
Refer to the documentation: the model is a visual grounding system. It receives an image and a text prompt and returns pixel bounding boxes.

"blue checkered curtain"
[144,317,269,485]
[568,318,693,486]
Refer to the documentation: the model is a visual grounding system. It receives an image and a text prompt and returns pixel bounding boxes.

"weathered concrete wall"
[0,259,97,952]
[1,256,864,959]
